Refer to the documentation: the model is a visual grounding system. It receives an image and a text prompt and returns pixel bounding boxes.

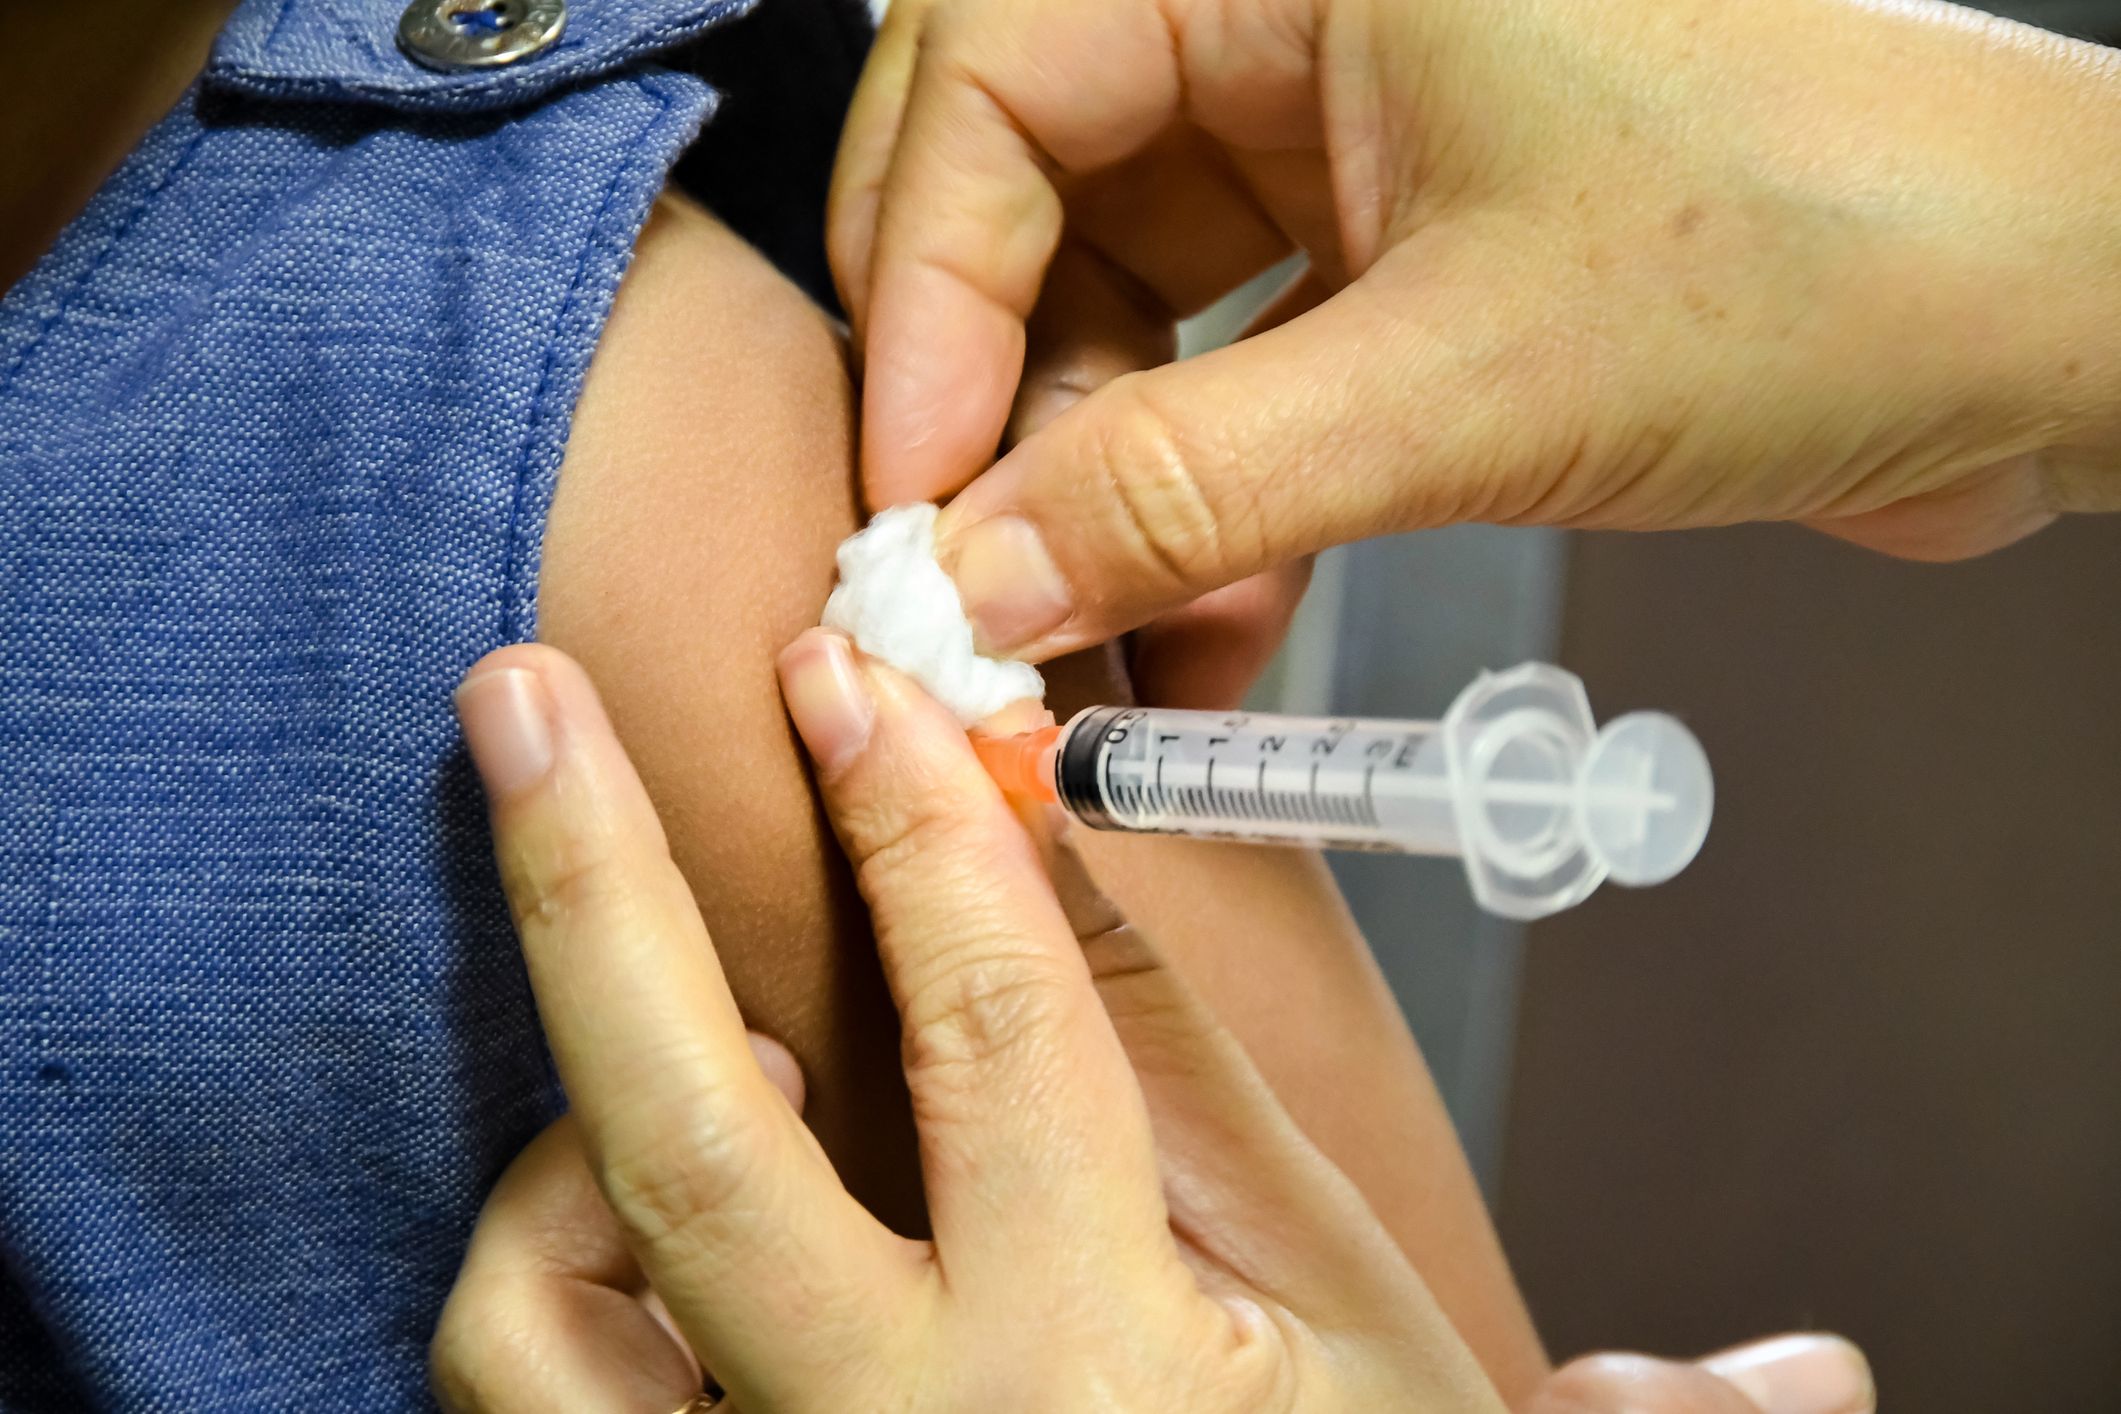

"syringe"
[974,663,1712,921]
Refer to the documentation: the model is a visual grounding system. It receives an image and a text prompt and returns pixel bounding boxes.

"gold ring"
[667,1394,720,1414]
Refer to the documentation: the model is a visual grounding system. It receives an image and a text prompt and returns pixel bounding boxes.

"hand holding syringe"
[976,663,1712,921]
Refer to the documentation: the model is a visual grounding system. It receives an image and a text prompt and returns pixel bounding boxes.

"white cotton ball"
[820,503,1046,726]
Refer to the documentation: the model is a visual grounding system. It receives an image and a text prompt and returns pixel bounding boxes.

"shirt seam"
[260,0,300,54]
[208,0,760,113]
[0,125,213,404]
[498,70,703,642]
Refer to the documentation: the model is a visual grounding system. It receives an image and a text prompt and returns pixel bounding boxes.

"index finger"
[824,0,930,338]
[855,0,1183,507]
[455,645,911,1401]
[854,0,1341,509]
[776,629,1172,1283]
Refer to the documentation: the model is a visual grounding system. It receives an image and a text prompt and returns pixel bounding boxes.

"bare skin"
[832,0,2121,663]
[539,189,1545,1393]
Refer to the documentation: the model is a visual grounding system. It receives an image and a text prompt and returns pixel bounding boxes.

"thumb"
[1523,1335,1874,1414]
[1696,1336,1875,1414]
[934,246,1567,661]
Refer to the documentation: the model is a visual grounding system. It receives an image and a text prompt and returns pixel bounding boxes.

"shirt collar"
[205,0,758,111]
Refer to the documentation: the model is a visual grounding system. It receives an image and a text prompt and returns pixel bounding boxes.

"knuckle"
[845,777,1010,895]
[910,198,1064,322]
[900,950,1077,1089]
[495,829,636,937]
[1086,376,1264,593]
[428,1283,534,1414]
[838,767,1084,1093]
[592,1089,781,1250]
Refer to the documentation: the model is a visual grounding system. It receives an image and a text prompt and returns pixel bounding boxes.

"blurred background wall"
[1202,3,2121,1407]
[1501,519,2121,1412]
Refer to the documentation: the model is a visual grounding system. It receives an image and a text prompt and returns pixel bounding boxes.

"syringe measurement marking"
[1114,765,1346,829]
[1103,745,1679,833]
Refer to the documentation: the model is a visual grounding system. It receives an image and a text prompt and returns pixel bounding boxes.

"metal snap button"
[397,0,566,72]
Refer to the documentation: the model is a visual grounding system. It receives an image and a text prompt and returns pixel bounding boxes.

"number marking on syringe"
[1101,739,1121,818]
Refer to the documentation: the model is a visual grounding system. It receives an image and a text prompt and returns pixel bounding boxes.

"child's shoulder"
[534,190,934,1217]
[541,186,857,696]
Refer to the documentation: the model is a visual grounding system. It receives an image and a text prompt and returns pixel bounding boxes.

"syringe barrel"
[1046,664,1713,921]
[1053,705,1464,856]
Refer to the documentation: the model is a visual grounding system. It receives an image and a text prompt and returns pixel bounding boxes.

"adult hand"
[430,1059,803,1413]
[832,0,2121,664]
[429,636,1507,1410]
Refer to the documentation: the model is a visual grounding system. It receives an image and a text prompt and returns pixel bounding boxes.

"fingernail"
[455,667,555,801]
[779,631,875,773]
[943,515,1073,655]
[745,1032,807,1114]
[1702,1334,1875,1414]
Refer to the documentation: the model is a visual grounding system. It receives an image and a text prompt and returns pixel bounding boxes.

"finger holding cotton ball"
[820,504,1046,726]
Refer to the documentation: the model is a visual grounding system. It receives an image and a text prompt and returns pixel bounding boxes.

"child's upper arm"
[537,191,924,1225]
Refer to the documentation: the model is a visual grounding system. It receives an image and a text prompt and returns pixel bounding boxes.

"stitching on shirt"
[260,0,300,54]
[0,125,213,403]
[215,0,757,110]
[123,118,376,399]
[34,804,66,1143]
[314,0,387,73]
[497,79,681,641]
